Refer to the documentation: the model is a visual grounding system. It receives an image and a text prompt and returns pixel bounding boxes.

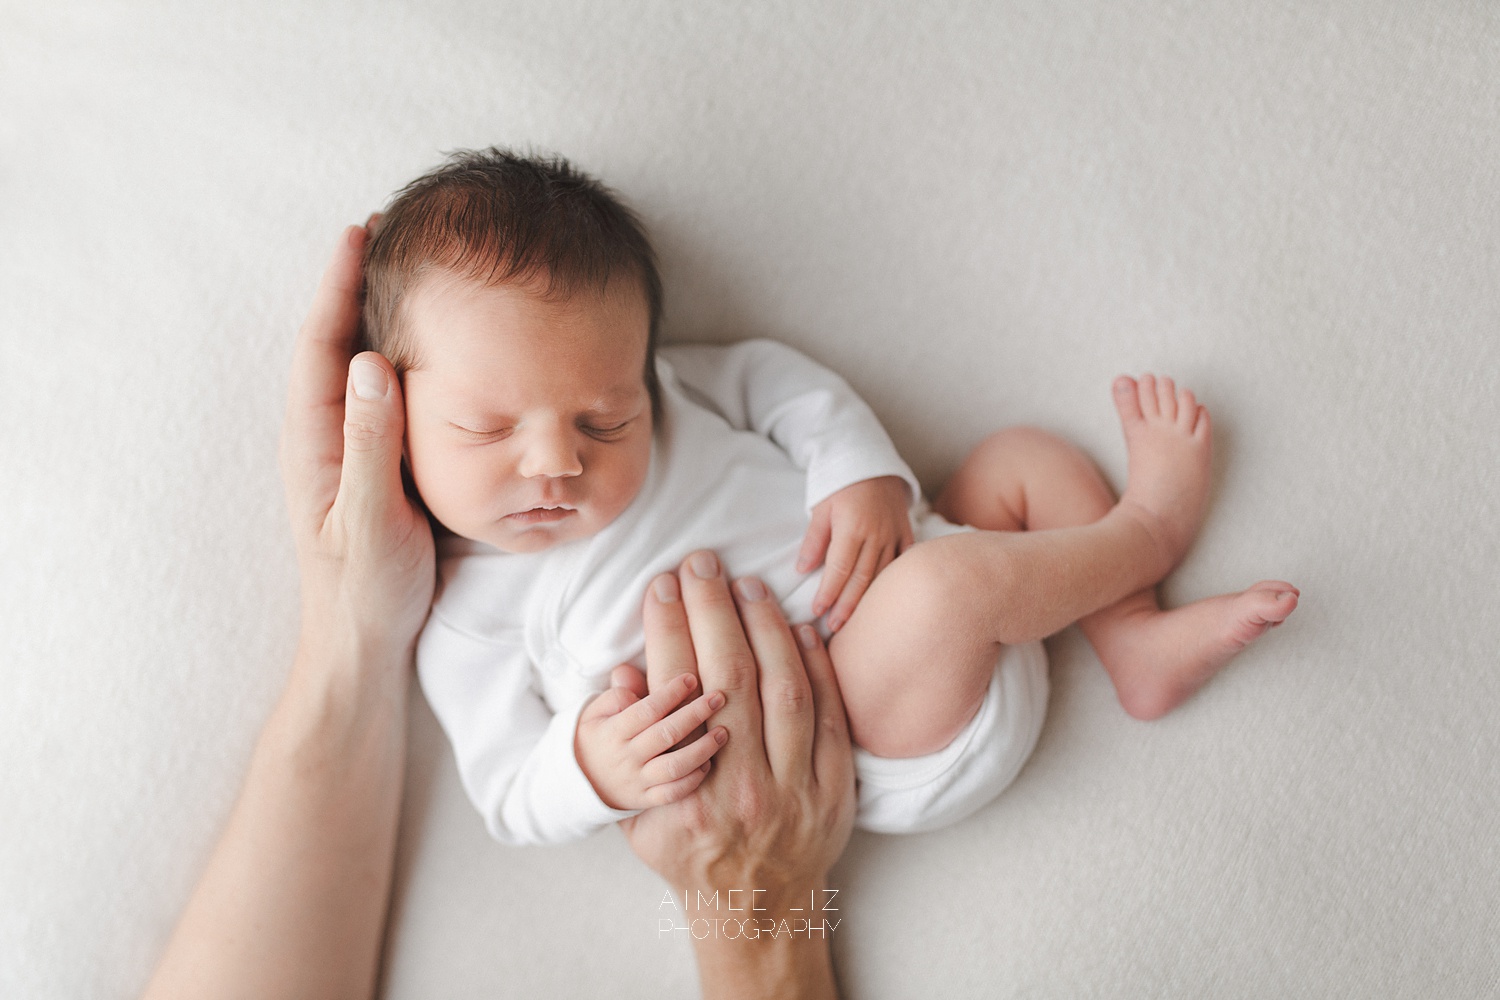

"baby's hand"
[797,475,914,632]
[575,672,728,811]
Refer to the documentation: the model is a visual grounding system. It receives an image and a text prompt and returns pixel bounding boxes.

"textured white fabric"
[418,339,922,844]
[7,2,1500,998]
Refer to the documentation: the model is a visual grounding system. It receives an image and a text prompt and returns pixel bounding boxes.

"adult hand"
[143,225,432,1000]
[620,551,856,1000]
[280,223,435,661]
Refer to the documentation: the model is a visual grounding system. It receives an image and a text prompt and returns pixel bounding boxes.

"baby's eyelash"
[451,423,513,439]
[583,421,631,440]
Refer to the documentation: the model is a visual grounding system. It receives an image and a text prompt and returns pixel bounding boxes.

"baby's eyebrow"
[582,388,646,414]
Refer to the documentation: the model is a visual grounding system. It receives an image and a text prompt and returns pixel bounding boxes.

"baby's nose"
[518,427,583,479]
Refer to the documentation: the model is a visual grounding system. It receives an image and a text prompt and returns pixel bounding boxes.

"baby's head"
[362,148,663,554]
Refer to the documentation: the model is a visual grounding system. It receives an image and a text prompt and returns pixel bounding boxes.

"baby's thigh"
[829,534,1006,758]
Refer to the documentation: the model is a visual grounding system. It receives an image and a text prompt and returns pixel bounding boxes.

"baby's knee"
[969,426,1076,467]
[887,536,1001,623]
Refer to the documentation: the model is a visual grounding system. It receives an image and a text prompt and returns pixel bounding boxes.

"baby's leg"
[938,376,1298,722]
[829,377,1199,755]
[830,376,1297,756]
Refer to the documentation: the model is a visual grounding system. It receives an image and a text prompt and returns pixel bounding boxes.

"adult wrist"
[690,920,840,1000]
[664,872,841,999]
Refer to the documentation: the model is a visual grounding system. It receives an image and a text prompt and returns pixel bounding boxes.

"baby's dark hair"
[362,147,663,402]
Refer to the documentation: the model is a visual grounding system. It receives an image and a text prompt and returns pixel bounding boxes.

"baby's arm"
[575,672,728,809]
[417,613,644,846]
[664,339,921,627]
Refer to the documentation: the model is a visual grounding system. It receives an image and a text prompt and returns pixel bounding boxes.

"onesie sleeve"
[661,338,922,509]
[416,611,636,846]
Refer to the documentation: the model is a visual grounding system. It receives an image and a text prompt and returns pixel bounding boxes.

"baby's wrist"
[575,730,633,811]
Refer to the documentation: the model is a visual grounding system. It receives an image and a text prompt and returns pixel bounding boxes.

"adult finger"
[793,623,852,789]
[282,225,367,504]
[335,352,409,540]
[677,551,763,758]
[733,577,815,783]
[641,572,700,693]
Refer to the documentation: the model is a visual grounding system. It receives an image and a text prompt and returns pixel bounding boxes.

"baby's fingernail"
[713,727,728,745]
[680,673,698,691]
[707,691,725,710]
[736,577,768,602]
[351,358,388,400]
[689,551,719,579]
[797,625,819,650]
[652,574,680,603]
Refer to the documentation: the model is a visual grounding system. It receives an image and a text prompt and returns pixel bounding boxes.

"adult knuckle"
[718,649,758,689]
[343,413,386,448]
[771,680,809,714]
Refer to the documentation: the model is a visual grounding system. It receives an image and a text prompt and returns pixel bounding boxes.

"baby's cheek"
[600,444,652,519]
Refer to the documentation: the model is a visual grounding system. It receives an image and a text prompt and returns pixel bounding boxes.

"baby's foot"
[1111,374,1214,574]
[1095,581,1300,720]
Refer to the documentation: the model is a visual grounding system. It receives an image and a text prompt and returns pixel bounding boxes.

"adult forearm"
[141,632,411,1000]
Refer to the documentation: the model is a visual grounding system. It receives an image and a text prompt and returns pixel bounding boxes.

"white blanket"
[4,1,1497,996]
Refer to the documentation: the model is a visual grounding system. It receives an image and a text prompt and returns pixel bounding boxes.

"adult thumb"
[341,351,408,524]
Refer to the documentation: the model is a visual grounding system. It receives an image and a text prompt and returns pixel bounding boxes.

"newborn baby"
[362,148,1298,844]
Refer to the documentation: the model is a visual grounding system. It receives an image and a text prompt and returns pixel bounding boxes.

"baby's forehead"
[402,271,650,391]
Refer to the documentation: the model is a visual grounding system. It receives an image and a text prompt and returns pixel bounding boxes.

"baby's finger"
[614,671,699,736]
[643,760,714,807]
[812,533,862,618]
[825,542,885,633]
[899,516,915,555]
[580,685,639,724]
[610,663,649,700]
[642,727,729,791]
[797,507,833,574]
[635,689,727,756]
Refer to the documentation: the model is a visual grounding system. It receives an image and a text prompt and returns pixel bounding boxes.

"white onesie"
[417,339,1049,845]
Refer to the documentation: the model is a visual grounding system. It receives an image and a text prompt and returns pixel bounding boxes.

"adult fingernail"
[689,551,719,579]
[798,625,819,650]
[351,358,388,400]
[736,577,768,601]
[652,574,680,603]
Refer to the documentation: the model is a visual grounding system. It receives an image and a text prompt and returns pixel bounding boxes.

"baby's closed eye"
[450,421,514,440]
[581,420,633,441]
